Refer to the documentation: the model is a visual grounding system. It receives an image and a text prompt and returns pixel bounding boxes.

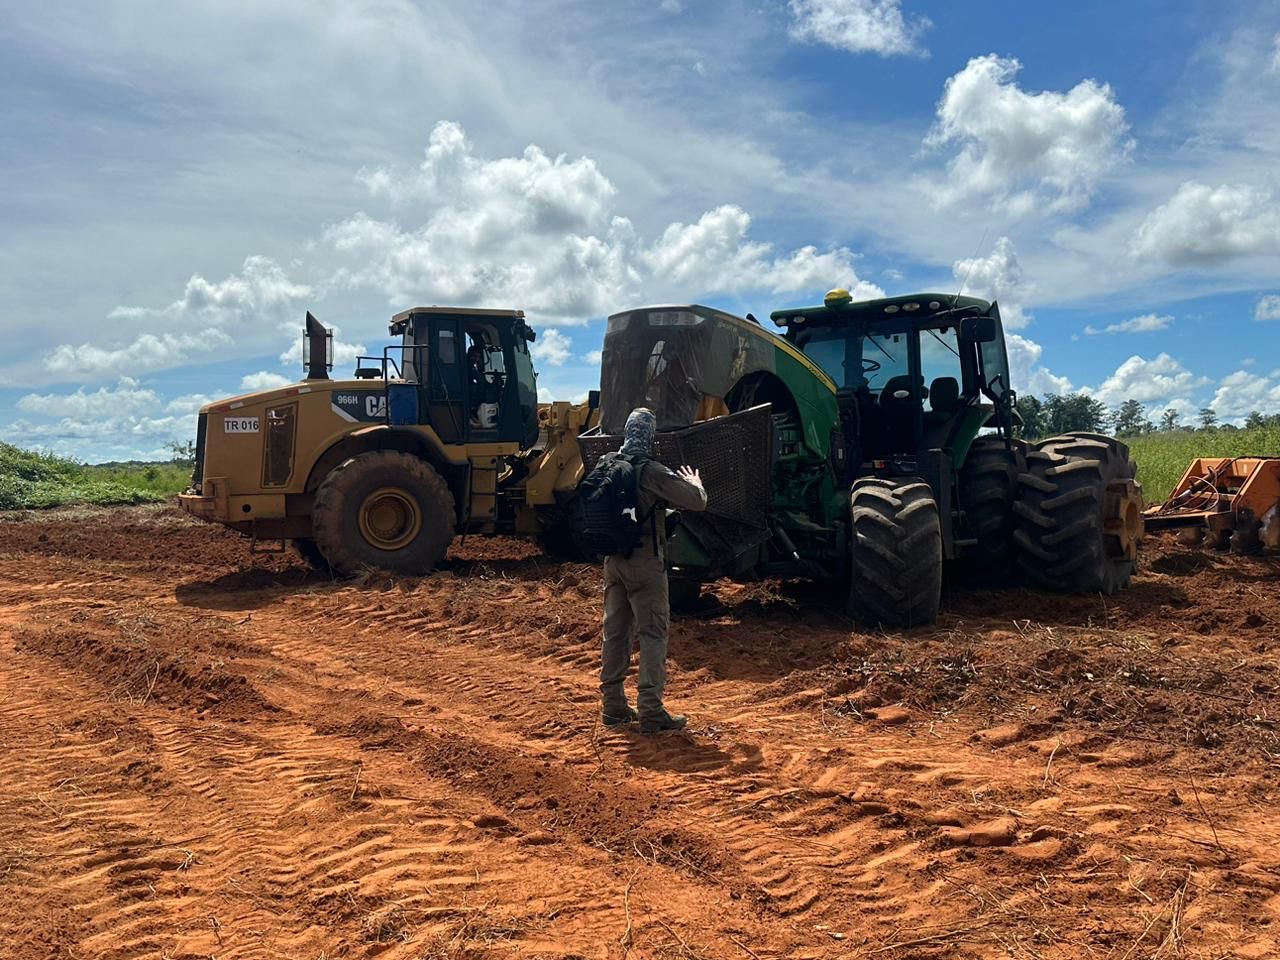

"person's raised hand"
[677,465,703,488]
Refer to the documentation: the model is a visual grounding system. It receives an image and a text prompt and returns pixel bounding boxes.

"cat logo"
[330,390,387,423]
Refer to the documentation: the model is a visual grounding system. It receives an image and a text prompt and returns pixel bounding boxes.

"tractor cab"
[771,290,1014,465]
[379,306,540,449]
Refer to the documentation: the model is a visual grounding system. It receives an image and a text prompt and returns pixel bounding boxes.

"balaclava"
[620,407,657,458]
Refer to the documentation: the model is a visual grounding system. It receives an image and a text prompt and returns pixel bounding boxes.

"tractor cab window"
[794,327,910,392]
[802,337,845,385]
[918,325,964,417]
[859,330,910,396]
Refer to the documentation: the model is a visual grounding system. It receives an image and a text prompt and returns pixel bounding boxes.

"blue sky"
[2,0,1279,461]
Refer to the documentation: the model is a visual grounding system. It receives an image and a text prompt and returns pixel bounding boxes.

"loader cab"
[774,291,1012,463]
[389,307,539,448]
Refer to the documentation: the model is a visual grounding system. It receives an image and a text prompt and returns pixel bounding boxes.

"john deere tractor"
[581,291,1143,626]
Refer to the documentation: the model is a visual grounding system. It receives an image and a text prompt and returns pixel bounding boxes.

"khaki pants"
[600,552,670,718]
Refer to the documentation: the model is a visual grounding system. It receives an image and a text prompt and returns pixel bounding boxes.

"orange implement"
[1144,457,1280,552]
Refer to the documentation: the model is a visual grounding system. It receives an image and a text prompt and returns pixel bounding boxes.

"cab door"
[426,317,467,442]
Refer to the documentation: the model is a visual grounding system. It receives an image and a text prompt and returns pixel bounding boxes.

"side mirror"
[959,315,997,343]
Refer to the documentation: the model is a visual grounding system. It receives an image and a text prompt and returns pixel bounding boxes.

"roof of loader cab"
[389,305,526,334]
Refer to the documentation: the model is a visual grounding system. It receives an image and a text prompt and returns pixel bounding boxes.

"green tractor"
[581,290,1143,627]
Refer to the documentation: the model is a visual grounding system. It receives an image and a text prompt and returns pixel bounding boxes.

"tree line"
[1014,393,1280,440]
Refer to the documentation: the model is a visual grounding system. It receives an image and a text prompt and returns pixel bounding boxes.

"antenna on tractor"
[952,227,989,307]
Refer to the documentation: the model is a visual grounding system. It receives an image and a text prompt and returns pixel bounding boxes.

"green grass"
[1127,426,1280,502]
[0,442,192,511]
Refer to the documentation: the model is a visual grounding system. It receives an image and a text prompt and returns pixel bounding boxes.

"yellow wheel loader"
[178,308,596,573]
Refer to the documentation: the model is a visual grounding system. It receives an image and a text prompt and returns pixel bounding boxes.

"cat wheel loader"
[178,308,597,572]
[579,290,1144,627]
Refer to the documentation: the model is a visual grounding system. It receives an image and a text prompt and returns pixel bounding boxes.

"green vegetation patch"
[0,442,191,511]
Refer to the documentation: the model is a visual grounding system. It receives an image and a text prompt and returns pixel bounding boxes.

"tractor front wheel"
[957,435,1027,584]
[312,451,456,575]
[847,477,943,628]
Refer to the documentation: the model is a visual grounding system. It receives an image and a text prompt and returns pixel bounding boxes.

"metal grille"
[579,404,774,528]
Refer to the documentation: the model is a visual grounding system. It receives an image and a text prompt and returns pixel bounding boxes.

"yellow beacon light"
[824,288,853,307]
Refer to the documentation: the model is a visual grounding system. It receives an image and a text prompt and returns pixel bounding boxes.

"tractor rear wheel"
[1013,433,1142,594]
[957,436,1027,583]
[847,477,942,628]
[312,451,456,575]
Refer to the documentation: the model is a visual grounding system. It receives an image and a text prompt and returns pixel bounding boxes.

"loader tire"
[847,478,942,628]
[1013,434,1141,594]
[957,436,1027,583]
[312,451,456,576]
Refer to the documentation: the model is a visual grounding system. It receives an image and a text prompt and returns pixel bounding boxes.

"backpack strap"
[618,453,662,558]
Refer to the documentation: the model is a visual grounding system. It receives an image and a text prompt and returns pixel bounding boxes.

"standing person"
[599,408,708,733]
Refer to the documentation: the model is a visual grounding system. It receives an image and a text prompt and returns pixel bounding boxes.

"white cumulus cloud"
[1005,333,1071,396]
[42,256,310,377]
[325,121,878,322]
[952,236,1030,329]
[1131,182,1280,265]
[1211,370,1280,421]
[1255,294,1280,321]
[1086,353,1210,409]
[531,328,573,366]
[43,331,230,378]
[17,377,160,419]
[787,0,930,57]
[926,55,1131,215]
[1083,313,1172,336]
[950,237,1069,396]
[240,371,294,391]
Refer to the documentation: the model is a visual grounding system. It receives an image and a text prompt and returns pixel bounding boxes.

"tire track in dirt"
[1,569,809,956]
[253,565,1280,954]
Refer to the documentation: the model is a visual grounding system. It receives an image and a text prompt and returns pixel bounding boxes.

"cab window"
[918,325,964,412]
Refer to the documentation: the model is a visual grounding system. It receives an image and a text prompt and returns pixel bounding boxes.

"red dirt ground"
[1,504,1278,959]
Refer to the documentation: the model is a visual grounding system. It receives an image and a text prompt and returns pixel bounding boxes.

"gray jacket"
[632,460,708,558]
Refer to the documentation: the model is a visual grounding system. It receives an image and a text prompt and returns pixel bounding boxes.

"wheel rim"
[357,487,422,551]
[1104,478,1144,562]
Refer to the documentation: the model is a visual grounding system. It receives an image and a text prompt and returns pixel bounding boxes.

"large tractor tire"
[847,477,943,628]
[957,436,1028,584]
[311,450,456,576]
[1013,433,1142,594]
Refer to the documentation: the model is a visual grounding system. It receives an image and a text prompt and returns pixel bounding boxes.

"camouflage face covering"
[620,408,656,457]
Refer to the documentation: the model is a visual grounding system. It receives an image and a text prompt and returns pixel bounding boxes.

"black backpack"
[570,452,653,560]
